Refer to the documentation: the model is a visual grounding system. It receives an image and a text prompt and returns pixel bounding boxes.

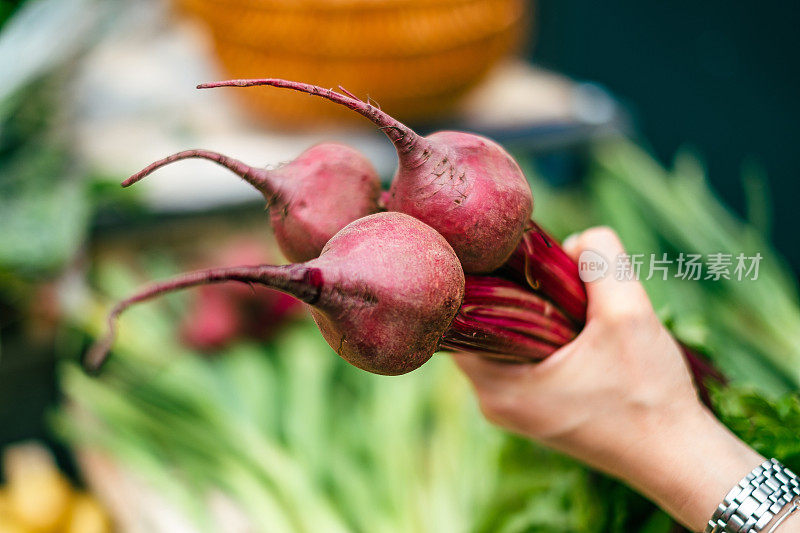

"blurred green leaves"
[0,0,124,279]
[0,0,25,31]
[0,146,90,275]
[713,386,800,473]
[0,59,87,276]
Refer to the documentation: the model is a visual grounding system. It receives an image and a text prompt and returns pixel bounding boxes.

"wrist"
[616,404,764,531]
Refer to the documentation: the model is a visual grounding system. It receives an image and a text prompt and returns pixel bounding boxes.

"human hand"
[455,227,765,530]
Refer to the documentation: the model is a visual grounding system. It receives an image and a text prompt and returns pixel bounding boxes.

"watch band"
[705,458,800,533]
[767,500,799,533]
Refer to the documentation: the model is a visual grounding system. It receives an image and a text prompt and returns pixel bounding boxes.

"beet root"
[85,212,465,376]
[124,143,382,262]
[198,79,533,273]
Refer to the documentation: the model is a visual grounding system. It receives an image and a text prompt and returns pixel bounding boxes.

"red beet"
[197,79,533,273]
[123,143,382,262]
[85,213,465,376]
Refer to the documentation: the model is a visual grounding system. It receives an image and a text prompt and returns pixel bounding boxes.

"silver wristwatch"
[705,458,800,532]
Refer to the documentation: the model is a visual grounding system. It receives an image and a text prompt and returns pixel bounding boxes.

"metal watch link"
[705,458,800,533]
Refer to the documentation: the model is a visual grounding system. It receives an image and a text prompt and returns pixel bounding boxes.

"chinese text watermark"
[578,251,762,282]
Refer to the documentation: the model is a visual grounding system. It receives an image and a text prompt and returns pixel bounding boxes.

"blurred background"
[0,0,798,531]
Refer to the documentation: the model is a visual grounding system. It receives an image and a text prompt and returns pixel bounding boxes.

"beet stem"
[441,275,578,361]
[84,263,321,373]
[500,220,588,325]
[122,149,273,194]
[680,344,727,408]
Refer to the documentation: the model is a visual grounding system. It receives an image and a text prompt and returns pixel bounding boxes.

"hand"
[455,227,765,531]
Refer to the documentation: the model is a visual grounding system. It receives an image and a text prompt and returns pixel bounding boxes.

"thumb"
[566,227,652,319]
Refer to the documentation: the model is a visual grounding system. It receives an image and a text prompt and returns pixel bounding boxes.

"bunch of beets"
[86,79,720,402]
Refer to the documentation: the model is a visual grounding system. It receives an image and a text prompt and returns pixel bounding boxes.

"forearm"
[622,407,764,531]
[606,405,799,532]
[558,405,765,531]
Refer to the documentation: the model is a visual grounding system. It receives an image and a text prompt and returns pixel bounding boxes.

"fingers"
[452,352,531,394]
[565,226,652,320]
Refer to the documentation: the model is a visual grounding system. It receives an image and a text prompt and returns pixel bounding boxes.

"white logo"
[578,250,608,282]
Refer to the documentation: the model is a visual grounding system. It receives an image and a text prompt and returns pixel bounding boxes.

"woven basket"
[176,0,527,127]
